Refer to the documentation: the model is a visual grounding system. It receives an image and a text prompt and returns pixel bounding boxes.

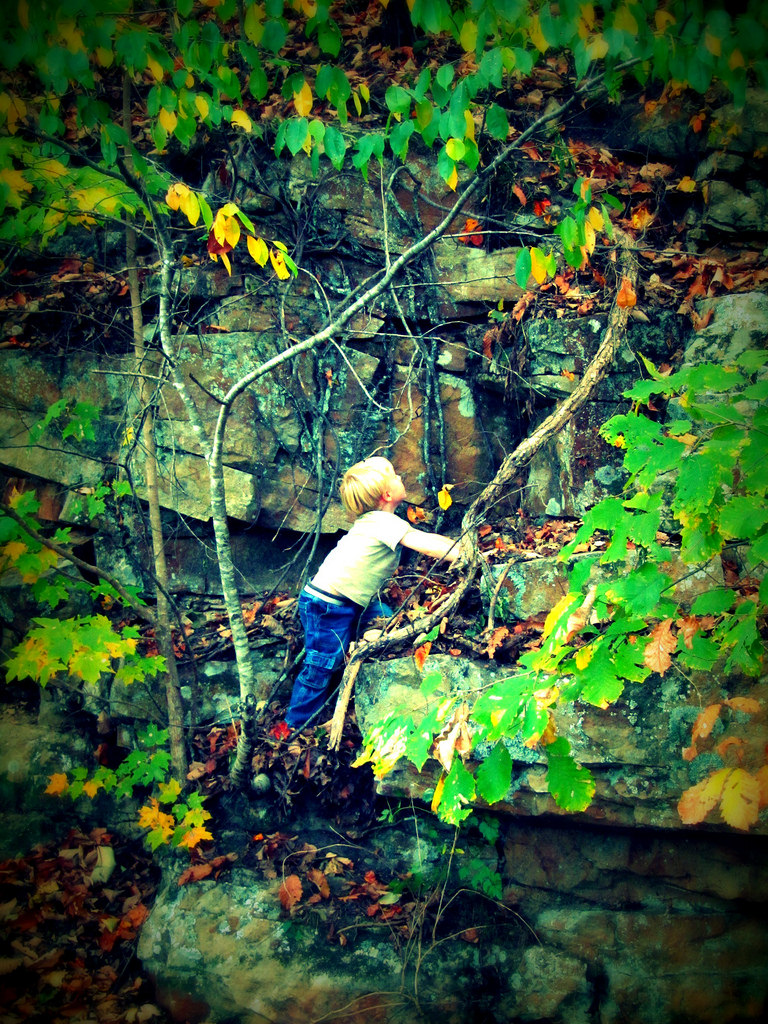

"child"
[284,456,460,729]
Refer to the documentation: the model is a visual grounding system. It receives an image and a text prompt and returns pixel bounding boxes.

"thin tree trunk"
[123,75,187,783]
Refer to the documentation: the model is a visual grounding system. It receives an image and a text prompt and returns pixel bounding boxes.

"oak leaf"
[643,618,676,675]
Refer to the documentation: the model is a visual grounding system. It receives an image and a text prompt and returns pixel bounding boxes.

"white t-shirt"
[312,510,411,607]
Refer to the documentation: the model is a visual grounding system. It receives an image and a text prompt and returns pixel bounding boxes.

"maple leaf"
[407,504,427,523]
[45,773,69,796]
[279,874,303,910]
[177,825,214,850]
[270,720,291,740]
[643,618,676,675]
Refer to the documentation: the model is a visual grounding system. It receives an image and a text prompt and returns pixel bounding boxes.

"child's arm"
[400,528,460,562]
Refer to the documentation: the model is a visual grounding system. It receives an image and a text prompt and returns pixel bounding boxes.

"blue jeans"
[284,588,391,729]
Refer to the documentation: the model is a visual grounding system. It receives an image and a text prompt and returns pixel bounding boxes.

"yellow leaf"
[614,5,638,34]
[459,18,478,51]
[586,34,609,60]
[195,94,210,120]
[704,30,721,57]
[165,182,189,211]
[230,109,252,133]
[269,247,290,280]
[244,2,264,45]
[578,3,595,34]
[678,767,730,824]
[247,235,269,266]
[220,250,232,276]
[57,20,85,53]
[158,778,182,802]
[158,108,178,134]
[677,176,697,192]
[543,594,577,640]
[529,14,549,52]
[655,9,676,32]
[224,215,240,249]
[2,539,28,562]
[147,56,164,82]
[0,167,32,209]
[464,108,475,142]
[530,248,548,285]
[82,779,103,798]
[719,768,761,830]
[1,93,26,134]
[45,773,69,796]
[574,645,594,670]
[583,220,596,255]
[437,484,453,510]
[729,49,745,70]
[431,773,446,813]
[185,73,194,89]
[17,0,29,29]
[446,164,458,191]
[353,92,362,116]
[220,201,239,217]
[177,824,214,849]
[359,82,370,103]
[587,206,603,230]
[95,46,113,67]
[181,190,200,227]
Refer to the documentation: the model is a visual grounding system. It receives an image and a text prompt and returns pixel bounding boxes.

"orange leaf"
[45,773,69,796]
[483,626,510,659]
[715,736,745,762]
[512,184,527,207]
[682,744,698,762]
[178,863,213,886]
[643,618,676,675]
[458,217,483,246]
[756,765,768,808]
[677,768,730,825]
[616,277,637,308]
[307,867,330,899]
[724,696,760,715]
[407,505,426,523]
[414,641,431,671]
[482,330,495,360]
[279,874,303,910]
[692,704,722,743]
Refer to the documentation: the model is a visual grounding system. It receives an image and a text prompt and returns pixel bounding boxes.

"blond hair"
[339,457,393,518]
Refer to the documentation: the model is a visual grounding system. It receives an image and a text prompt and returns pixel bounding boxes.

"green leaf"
[475,742,513,805]
[690,589,736,615]
[545,737,595,812]
[485,103,509,140]
[385,85,411,116]
[285,117,309,155]
[323,125,346,169]
[437,758,475,825]
[514,247,531,288]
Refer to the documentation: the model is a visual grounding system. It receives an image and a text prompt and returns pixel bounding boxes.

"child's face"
[384,468,407,506]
